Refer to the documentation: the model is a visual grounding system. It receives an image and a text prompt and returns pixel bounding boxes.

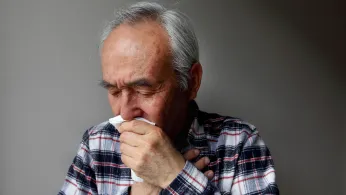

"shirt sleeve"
[230,133,279,195]
[58,130,97,195]
[161,133,279,195]
[160,160,220,195]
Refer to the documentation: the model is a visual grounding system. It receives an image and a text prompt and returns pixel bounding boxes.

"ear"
[188,62,203,100]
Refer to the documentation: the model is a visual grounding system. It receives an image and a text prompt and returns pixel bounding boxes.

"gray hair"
[100,2,199,90]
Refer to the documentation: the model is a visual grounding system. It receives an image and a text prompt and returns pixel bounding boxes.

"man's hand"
[119,120,186,188]
[183,148,214,179]
[119,120,215,188]
[130,148,214,195]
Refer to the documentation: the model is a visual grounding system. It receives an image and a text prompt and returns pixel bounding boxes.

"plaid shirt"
[59,103,279,195]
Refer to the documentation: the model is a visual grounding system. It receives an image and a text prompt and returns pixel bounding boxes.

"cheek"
[139,93,170,123]
[108,93,120,115]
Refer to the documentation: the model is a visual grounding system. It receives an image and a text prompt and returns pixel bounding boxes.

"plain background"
[0,0,345,194]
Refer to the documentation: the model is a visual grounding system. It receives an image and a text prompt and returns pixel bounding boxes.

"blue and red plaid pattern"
[59,106,279,195]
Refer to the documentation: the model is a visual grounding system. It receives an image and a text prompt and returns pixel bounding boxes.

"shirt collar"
[174,100,209,153]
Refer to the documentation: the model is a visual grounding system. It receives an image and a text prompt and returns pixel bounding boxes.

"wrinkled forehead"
[101,21,172,76]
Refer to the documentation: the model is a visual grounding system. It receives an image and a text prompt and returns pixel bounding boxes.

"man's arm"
[160,160,219,195]
[161,132,279,195]
[58,130,97,195]
[130,149,215,195]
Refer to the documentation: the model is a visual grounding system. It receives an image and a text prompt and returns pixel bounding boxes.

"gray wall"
[0,0,344,195]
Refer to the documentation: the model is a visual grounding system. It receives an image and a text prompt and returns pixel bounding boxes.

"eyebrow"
[99,80,116,89]
[99,78,156,89]
[128,78,154,88]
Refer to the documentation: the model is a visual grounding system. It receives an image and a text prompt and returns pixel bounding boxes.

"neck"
[172,100,198,151]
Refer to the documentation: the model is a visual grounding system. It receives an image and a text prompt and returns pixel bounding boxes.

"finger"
[119,120,155,135]
[121,152,136,169]
[119,132,144,147]
[120,143,139,158]
[194,157,210,170]
[204,170,214,180]
[183,149,200,161]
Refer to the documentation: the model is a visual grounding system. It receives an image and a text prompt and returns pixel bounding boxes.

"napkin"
[109,115,155,182]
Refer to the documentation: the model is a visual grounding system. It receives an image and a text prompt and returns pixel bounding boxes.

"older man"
[59,2,279,195]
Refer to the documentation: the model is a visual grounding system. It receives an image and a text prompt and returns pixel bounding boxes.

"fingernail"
[204,157,210,164]
[208,171,213,177]
[194,149,200,155]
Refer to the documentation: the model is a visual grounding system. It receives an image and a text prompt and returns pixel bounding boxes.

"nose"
[119,90,143,121]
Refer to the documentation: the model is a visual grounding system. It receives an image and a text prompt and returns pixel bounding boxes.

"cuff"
[161,161,208,195]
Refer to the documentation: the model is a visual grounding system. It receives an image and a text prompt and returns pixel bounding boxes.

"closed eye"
[109,88,121,97]
[136,90,155,96]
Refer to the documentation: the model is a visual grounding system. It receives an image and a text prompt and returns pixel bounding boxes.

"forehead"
[101,21,172,82]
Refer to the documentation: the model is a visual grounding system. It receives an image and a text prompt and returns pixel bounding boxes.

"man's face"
[101,20,190,137]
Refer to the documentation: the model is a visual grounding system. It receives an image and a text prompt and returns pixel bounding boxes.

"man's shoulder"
[198,110,258,141]
[81,120,120,144]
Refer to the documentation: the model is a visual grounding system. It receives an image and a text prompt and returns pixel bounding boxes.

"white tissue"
[108,115,155,183]
[109,115,155,129]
